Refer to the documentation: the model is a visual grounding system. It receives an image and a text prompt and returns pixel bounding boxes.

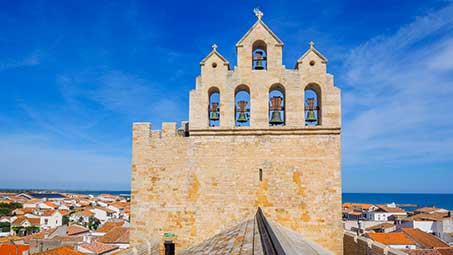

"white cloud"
[341,3,453,168]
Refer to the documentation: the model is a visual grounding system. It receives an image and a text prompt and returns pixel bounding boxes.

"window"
[252,40,267,70]
[269,84,285,126]
[304,83,321,126]
[235,85,250,126]
[208,87,220,127]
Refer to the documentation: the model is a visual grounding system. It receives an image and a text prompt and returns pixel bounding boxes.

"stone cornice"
[189,126,340,136]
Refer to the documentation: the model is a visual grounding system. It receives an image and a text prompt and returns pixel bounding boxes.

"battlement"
[132,121,189,140]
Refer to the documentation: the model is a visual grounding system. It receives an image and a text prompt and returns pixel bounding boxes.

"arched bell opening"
[208,87,220,127]
[304,83,321,126]
[252,40,267,70]
[235,85,250,127]
[268,84,285,126]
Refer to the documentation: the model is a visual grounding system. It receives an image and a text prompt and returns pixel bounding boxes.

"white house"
[365,204,407,221]
[37,210,62,230]
[70,210,95,224]
[90,207,115,223]
[433,213,453,245]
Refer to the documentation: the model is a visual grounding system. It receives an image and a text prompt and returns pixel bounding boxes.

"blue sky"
[1,1,453,192]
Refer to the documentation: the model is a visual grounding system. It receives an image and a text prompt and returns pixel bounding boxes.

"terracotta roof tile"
[402,228,449,248]
[405,213,449,222]
[367,232,416,245]
[343,203,375,210]
[34,246,84,255]
[12,216,40,226]
[0,244,30,255]
[67,224,90,235]
[23,227,58,242]
[376,205,406,213]
[80,241,118,254]
[365,223,394,231]
[96,221,124,233]
[97,227,129,244]
[51,235,84,242]
[43,201,58,208]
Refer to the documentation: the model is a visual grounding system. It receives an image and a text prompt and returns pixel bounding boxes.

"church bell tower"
[131,9,342,254]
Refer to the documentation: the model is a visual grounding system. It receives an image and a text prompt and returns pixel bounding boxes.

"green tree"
[0,222,10,232]
[88,216,100,230]
[62,215,70,225]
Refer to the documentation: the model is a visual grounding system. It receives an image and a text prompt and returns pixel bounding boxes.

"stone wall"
[343,232,408,255]
[131,122,342,254]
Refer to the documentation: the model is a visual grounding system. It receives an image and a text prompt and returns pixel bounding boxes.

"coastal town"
[0,190,452,254]
[0,191,130,254]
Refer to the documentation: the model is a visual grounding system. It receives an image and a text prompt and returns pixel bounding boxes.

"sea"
[63,191,453,211]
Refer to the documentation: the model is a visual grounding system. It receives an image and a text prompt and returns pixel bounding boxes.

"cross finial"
[309,41,315,48]
[212,44,218,51]
[254,8,263,20]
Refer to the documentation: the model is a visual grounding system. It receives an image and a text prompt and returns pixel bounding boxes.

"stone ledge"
[189,127,340,136]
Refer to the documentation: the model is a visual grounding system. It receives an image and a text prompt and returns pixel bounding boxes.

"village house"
[366,232,417,250]
[400,228,450,250]
[365,204,407,221]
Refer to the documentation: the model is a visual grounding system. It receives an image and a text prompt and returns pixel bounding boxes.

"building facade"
[131,11,343,254]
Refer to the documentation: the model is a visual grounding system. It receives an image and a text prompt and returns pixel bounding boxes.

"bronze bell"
[269,111,283,125]
[209,102,220,121]
[253,50,265,70]
[210,111,219,121]
[305,97,317,123]
[237,112,248,123]
[306,110,317,122]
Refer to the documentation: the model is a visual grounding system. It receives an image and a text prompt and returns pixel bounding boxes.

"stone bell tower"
[131,9,342,254]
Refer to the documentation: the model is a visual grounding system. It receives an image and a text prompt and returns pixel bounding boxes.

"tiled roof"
[343,203,375,210]
[97,227,129,244]
[12,216,40,226]
[109,202,129,209]
[67,224,90,235]
[414,207,448,214]
[0,244,30,255]
[93,206,116,214]
[376,205,406,213]
[44,201,58,208]
[367,232,416,245]
[402,228,449,248]
[75,210,95,217]
[23,227,58,242]
[365,223,394,231]
[34,246,84,255]
[96,221,124,233]
[405,248,453,255]
[405,213,449,222]
[51,235,84,242]
[41,210,58,216]
[80,241,118,254]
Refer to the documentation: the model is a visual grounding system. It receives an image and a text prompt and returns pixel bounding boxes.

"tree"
[62,215,70,225]
[0,202,23,216]
[0,222,10,232]
[88,216,100,230]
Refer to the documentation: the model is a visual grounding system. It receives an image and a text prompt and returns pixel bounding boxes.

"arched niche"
[252,40,267,70]
[208,87,220,127]
[234,85,250,127]
[304,83,321,126]
[268,83,285,126]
